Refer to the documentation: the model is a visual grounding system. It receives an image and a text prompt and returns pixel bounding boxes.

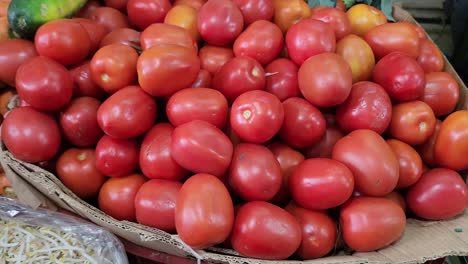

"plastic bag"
[0,197,128,264]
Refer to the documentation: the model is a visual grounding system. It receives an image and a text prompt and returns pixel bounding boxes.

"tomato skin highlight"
[95,135,139,178]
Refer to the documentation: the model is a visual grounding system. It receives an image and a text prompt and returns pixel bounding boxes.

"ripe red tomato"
[90,44,139,94]
[15,56,73,111]
[199,45,234,75]
[231,201,301,260]
[298,53,352,108]
[229,143,282,201]
[417,38,444,73]
[135,179,182,233]
[233,20,283,65]
[279,97,326,148]
[127,0,171,30]
[69,61,106,99]
[90,7,130,31]
[2,107,61,163]
[373,52,426,102]
[190,69,212,88]
[137,44,200,97]
[417,119,441,167]
[407,168,468,220]
[56,148,106,200]
[95,135,139,177]
[60,97,103,147]
[340,197,406,252]
[290,158,354,210]
[230,90,284,143]
[336,34,375,83]
[99,28,141,47]
[76,0,103,18]
[421,72,459,116]
[286,18,336,65]
[332,129,399,196]
[386,139,423,189]
[176,173,234,249]
[264,58,300,101]
[98,173,147,221]
[71,18,110,53]
[389,101,436,145]
[0,39,38,86]
[140,23,197,52]
[273,0,311,33]
[385,191,407,212]
[233,0,274,25]
[304,126,344,159]
[310,7,351,40]
[104,0,127,11]
[285,202,337,260]
[197,0,244,46]
[336,81,392,134]
[171,120,233,177]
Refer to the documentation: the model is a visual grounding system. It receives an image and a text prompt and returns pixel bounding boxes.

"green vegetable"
[7,0,88,39]
[343,0,356,9]
[307,0,395,21]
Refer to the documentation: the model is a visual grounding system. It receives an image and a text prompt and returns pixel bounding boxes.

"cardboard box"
[1,4,468,264]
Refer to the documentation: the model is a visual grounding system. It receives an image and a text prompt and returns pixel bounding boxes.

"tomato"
[385,191,407,212]
[2,107,61,163]
[285,203,337,260]
[176,173,234,249]
[167,88,228,128]
[35,19,91,66]
[434,110,468,170]
[298,53,352,108]
[0,17,8,43]
[417,119,441,167]
[135,179,182,233]
[71,18,110,53]
[346,4,387,36]
[100,28,141,47]
[336,34,375,83]
[372,52,426,102]
[279,97,325,148]
[233,20,283,66]
[199,45,234,75]
[0,90,15,116]
[171,120,233,177]
[286,18,336,66]
[417,39,444,73]
[56,148,106,200]
[264,58,300,101]
[197,0,244,46]
[304,126,344,159]
[69,61,106,99]
[16,56,73,111]
[233,0,274,25]
[164,4,200,42]
[174,0,206,10]
[231,201,301,259]
[60,97,103,147]
[389,101,436,145]
[190,69,212,88]
[76,0,103,18]
[137,44,200,97]
[407,168,468,220]
[140,23,197,52]
[310,7,351,40]
[104,0,127,11]
[0,39,38,87]
[386,139,423,189]
[273,0,311,33]
[98,173,146,221]
[127,0,171,30]
[336,81,392,134]
[421,72,459,116]
[340,197,406,252]
[230,90,284,143]
[97,86,157,139]
[90,7,130,31]
[95,135,139,177]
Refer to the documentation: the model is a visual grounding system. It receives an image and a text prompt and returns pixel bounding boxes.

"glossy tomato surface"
[140,23,197,52]
[310,7,351,40]
[346,4,387,36]
[336,34,375,83]
[417,119,441,167]
[304,126,344,159]
[71,18,109,53]
[164,4,200,42]
[386,139,423,189]
[90,7,130,31]
[421,72,459,117]
[417,38,444,73]
[273,0,311,33]
[264,58,300,101]
[126,0,171,30]
[69,61,106,99]
[95,135,139,177]
[99,27,141,47]
[233,0,274,26]
[199,45,234,75]
[0,39,38,86]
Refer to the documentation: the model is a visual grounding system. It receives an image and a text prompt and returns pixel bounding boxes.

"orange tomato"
[164,5,200,42]
[173,0,206,10]
[347,3,387,36]
[0,0,10,17]
[0,89,15,115]
[273,0,311,33]
[0,17,8,41]
[0,172,11,195]
[336,34,375,83]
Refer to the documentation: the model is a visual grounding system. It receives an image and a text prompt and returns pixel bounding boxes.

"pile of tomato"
[0,0,467,261]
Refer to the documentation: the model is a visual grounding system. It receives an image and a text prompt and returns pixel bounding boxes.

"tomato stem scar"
[101,73,109,82]
[243,110,252,119]
[77,153,86,161]
[252,67,260,77]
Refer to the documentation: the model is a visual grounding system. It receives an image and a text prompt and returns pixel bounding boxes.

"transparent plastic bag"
[0,197,128,264]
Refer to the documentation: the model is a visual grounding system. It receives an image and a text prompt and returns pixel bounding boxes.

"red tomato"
[230,90,284,143]
[190,69,212,88]
[364,22,421,59]
[95,135,139,177]
[99,28,141,47]
[140,23,197,52]
[233,0,273,25]
[233,20,283,65]
[104,0,127,11]
[386,139,423,189]
[407,168,468,220]
[304,126,344,159]
[76,0,103,18]
[212,56,265,102]
[285,203,337,259]
[286,18,336,65]
[336,81,392,134]
[417,39,444,73]
[98,173,146,221]
[199,45,234,75]
[71,18,110,53]
[298,53,352,108]
[421,72,459,116]
[176,173,234,249]
[171,120,233,177]
[372,52,426,102]
[231,201,301,260]
[127,0,171,30]
[340,197,406,252]
[15,56,73,111]
[69,61,106,99]
[389,101,436,145]
[56,148,106,200]
[167,88,228,128]
[336,34,375,83]
[332,129,399,196]
[385,191,407,212]
[60,97,103,147]
[137,44,200,97]
[228,143,282,201]
[289,158,354,210]
[90,7,130,31]
[135,179,182,233]
[279,97,326,148]
[197,0,244,46]
[2,107,61,163]
[264,58,300,101]
[417,119,441,167]
[310,7,351,40]
[0,39,38,87]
